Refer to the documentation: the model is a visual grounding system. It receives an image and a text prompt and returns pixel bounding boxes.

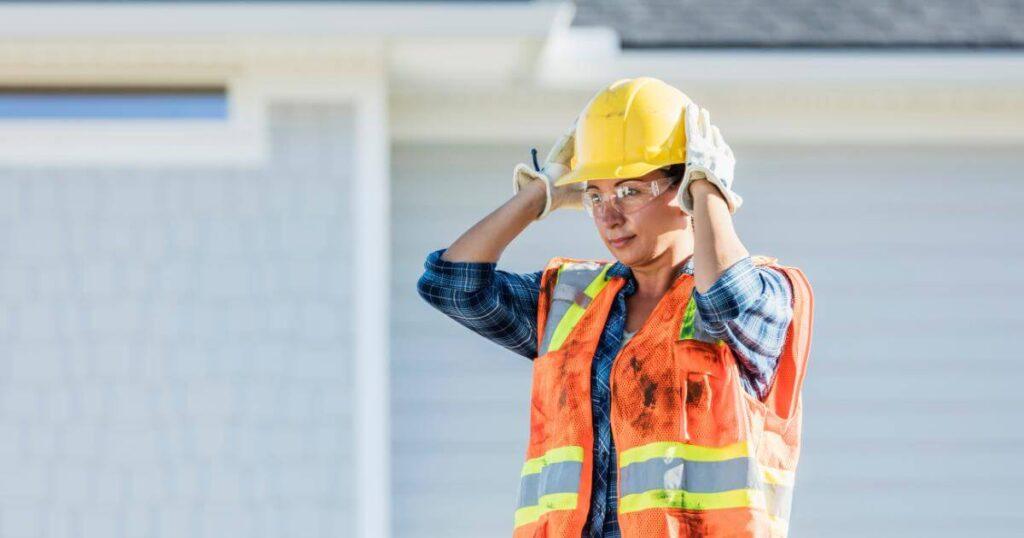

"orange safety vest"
[512,255,814,538]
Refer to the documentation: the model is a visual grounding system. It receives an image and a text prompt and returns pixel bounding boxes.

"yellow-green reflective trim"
[677,299,724,345]
[618,441,750,468]
[520,445,585,476]
[769,514,790,535]
[679,298,697,340]
[547,263,614,352]
[583,263,614,297]
[513,492,578,528]
[760,466,795,487]
[619,488,765,514]
[548,303,586,353]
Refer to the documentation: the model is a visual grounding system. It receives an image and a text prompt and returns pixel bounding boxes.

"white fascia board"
[392,75,1024,146]
[0,1,566,40]
[392,29,1024,145]
[537,46,1024,88]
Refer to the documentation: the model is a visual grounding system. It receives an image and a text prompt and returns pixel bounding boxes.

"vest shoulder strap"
[760,263,814,423]
[536,257,614,355]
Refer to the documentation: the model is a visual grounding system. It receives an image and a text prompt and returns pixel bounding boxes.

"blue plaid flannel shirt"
[416,248,794,538]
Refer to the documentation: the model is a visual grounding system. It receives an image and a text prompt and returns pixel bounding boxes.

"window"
[0,86,228,119]
[0,81,263,165]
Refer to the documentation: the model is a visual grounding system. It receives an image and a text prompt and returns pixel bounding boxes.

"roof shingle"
[571,0,1024,49]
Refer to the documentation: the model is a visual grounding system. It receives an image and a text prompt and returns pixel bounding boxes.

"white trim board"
[390,81,1024,146]
[0,59,392,166]
[0,78,265,167]
[348,64,392,538]
[0,1,567,39]
[538,48,1024,87]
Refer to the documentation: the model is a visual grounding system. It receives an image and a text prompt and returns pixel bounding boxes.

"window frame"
[0,78,266,166]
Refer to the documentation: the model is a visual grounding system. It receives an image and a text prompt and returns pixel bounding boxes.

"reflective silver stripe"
[540,282,581,353]
[573,289,593,309]
[539,264,606,354]
[515,460,584,509]
[551,283,577,302]
[619,457,757,496]
[763,482,793,519]
[619,456,795,520]
[540,295,574,354]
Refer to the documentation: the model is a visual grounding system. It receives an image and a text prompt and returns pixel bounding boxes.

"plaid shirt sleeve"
[416,248,543,359]
[692,256,794,400]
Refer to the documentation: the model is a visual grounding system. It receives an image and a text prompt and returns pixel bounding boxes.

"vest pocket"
[686,372,712,411]
[674,340,736,446]
[682,371,712,442]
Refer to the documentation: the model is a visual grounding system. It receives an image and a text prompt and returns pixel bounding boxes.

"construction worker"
[417,77,814,537]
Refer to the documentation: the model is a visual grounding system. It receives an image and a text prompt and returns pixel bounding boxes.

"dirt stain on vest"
[686,378,704,405]
[557,353,574,411]
[560,369,583,411]
[631,410,653,432]
[641,375,658,407]
[682,512,710,538]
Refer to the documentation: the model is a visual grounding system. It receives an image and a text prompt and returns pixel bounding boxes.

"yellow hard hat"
[555,76,694,187]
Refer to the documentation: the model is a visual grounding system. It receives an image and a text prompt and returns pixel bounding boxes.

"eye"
[583,191,602,203]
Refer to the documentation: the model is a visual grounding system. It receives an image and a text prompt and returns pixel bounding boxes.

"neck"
[629,247,694,299]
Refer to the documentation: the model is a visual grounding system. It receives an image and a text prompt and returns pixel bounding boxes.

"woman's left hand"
[676,103,742,215]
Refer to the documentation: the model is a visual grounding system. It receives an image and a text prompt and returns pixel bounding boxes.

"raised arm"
[690,179,749,293]
[678,104,794,400]
[417,121,585,357]
[441,116,583,263]
[416,179,548,358]
[417,248,544,359]
[689,177,793,398]
[440,180,547,263]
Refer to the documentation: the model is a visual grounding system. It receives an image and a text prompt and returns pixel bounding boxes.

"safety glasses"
[582,175,682,218]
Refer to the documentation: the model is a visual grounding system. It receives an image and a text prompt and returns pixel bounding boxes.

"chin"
[609,246,640,266]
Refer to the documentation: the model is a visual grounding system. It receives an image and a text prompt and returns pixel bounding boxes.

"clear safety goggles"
[582,174,682,218]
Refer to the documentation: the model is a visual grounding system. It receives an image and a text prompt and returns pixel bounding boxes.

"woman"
[417,77,814,537]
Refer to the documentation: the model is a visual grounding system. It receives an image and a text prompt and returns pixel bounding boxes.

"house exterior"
[0,1,1021,537]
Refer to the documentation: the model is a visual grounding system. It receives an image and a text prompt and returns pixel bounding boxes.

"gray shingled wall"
[0,102,356,537]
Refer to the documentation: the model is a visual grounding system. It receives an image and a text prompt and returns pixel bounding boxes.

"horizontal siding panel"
[393,142,1024,537]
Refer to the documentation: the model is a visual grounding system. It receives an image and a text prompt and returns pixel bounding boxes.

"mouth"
[608,234,635,248]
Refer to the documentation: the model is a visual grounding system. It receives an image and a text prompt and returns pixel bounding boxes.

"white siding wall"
[394,142,1024,537]
[0,103,356,538]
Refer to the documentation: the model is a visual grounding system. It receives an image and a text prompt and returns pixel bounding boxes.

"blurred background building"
[0,1,1022,537]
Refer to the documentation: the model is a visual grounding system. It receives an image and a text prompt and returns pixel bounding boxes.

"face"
[584,168,690,267]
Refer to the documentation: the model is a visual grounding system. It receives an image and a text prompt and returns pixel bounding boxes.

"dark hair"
[660,163,686,185]
[660,164,691,226]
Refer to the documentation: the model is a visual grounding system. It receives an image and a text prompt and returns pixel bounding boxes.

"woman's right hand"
[512,119,585,220]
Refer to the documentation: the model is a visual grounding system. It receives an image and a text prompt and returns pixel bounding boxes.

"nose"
[595,202,625,226]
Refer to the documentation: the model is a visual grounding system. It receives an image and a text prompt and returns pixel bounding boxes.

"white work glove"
[512,119,585,220]
[676,103,742,215]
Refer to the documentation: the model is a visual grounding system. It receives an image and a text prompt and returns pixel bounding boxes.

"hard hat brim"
[554,159,683,187]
